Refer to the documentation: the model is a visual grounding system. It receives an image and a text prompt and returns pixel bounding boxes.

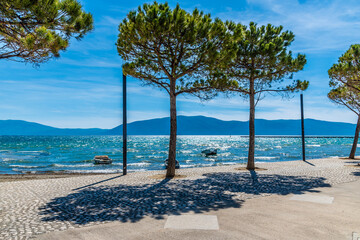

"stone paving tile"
[0,158,359,240]
[290,194,334,204]
[164,215,219,230]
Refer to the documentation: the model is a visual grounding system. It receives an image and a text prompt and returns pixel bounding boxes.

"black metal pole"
[300,93,306,161]
[123,74,127,175]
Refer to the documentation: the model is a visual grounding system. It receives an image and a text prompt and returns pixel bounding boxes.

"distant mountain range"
[0,116,357,136]
[0,120,108,136]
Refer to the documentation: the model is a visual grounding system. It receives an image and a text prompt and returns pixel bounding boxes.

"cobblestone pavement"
[1,158,359,240]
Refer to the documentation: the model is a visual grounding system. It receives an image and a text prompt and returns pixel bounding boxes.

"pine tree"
[221,22,308,170]
[328,44,360,159]
[116,2,233,177]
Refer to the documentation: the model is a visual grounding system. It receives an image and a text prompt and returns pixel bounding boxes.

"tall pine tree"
[117,2,233,177]
[221,22,308,170]
[329,44,360,159]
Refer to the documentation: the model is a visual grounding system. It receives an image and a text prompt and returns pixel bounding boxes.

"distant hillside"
[0,120,107,136]
[108,116,356,136]
[0,116,356,136]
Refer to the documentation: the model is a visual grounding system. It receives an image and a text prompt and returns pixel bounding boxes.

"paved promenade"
[0,158,359,240]
[36,179,360,240]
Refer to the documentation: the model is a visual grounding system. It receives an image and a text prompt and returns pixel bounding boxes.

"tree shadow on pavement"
[303,160,315,166]
[39,172,330,225]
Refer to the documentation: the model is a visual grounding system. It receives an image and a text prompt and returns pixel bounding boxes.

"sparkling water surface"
[0,136,354,174]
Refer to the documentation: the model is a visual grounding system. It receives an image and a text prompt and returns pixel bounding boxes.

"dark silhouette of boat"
[94,155,112,164]
[201,148,218,156]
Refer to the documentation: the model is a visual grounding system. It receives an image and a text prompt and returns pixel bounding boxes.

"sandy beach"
[1,157,359,239]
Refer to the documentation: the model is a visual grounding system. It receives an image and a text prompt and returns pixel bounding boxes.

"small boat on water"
[164,159,180,169]
[94,155,112,165]
[201,148,218,156]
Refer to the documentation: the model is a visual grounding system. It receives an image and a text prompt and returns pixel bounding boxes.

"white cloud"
[98,16,123,27]
[217,0,360,53]
[59,57,123,68]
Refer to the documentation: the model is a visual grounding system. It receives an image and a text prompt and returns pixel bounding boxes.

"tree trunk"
[166,91,177,178]
[349,115,360,159]
[247,85,255,170]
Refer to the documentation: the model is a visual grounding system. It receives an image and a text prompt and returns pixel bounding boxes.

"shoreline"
[0,156,358,183]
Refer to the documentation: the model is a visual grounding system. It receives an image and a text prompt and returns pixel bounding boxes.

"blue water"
[0,136,354,174]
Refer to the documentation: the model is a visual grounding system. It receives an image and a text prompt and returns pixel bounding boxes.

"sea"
[0,135,354,174]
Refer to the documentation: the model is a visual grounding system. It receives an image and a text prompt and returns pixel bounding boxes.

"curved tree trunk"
[247,90,255,170]
[349,115,360,159]
[166,91,177,178]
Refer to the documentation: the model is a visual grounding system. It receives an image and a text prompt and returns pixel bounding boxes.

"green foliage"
[117,2,235,177]
[328,86,360,115]
[215,22,307,170]
[223,22,308,100]
[328,44,360,115]
[116,1,233,98]
[329,44,360,92]
[0,0,93,63]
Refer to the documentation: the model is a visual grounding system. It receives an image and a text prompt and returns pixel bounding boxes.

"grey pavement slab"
[164,215,219,230]
[290,194,334,204]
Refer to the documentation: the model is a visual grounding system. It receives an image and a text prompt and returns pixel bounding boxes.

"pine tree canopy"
[0,0,93,63]
[116,2,234,99]
[328,44,360,115]
[328,86,360,115]
[328,44,360,92]
[328,46,360,160]
[223,22,308,100]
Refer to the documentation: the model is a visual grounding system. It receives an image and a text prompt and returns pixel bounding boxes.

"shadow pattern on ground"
[39,172,330,225]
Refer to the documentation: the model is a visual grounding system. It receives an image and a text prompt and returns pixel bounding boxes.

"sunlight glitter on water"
[0,135,354,174]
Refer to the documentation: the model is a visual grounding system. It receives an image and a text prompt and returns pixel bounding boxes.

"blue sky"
[1,0,360,128]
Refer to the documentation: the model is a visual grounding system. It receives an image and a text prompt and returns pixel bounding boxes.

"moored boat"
[94,155,112,164]
[201,148,218,156]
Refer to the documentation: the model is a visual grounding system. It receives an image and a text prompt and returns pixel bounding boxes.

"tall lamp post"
[300,93,306,161]
[123,73,127,175]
